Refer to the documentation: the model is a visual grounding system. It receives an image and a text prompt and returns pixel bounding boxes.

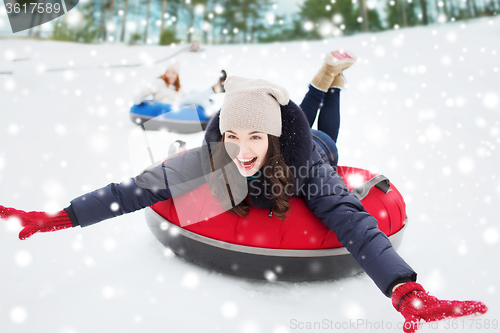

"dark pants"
[300,85,340,168]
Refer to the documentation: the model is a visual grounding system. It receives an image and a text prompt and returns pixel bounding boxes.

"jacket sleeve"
[300,152,416,297]
[66,147,207,228]
[174,88,187,104]
[133,79,165,105]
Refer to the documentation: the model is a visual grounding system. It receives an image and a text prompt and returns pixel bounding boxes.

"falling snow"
[0,16,498,333]
[221,301,238,318]
[181,272,200,289]
[10,306,27,323]
[14,250,32,267]
[483,227,499,245]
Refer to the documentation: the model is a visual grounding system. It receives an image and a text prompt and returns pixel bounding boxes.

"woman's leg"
[311,129,339,168]
[317,87,341,143]
[300,85,326,128]
[178,71,226,115]
[178,87,214,106]
[301,50,354,130]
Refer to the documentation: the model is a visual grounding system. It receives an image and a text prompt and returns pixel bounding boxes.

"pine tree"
[353,4,383,31]
[298,0,358,37]
[214,0,272,44]
[386,0,419,28]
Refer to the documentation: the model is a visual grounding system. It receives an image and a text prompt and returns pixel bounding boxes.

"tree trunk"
[100,0,108,41]
[203,28,208,44]
[106,0,116,41]
[113,0,122,41]
[28,0,39,37]
[187,7,194,43]
[359,0,369,31]
[120,0,129,42]
[144,0,151,43]
[472,0,480,15]
[447,0,456,18]
[160,0,168,36]
[400,0,408,27]
[442,0,449,18]
[434,0,441,19]
[419,0,429,24]
[250,14,256,42]
[467,0,476,16]
[242,29,247,43]
[480,0,487,12]
[36,8,44,38]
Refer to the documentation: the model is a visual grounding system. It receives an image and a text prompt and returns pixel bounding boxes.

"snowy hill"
[1,17,499,333]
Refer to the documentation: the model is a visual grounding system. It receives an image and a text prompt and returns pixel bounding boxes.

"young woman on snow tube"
[1,51,487,333]
[130,62,226,132]
[143,52,404,284]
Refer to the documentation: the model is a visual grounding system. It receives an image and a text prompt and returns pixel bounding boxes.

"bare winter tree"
[419,0,429,24]
[160,0,168,36]
[120,0,129,42]
[359,0,369,31]
[144,0,151,42]
[399,0,408,27]
[106,0,116,40]
[468,0,478,16]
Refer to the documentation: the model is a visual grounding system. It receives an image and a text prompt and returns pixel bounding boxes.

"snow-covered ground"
[1,17,499,333]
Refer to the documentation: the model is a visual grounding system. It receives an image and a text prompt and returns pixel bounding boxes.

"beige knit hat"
[219,76,289,137]
[166,61,180,75]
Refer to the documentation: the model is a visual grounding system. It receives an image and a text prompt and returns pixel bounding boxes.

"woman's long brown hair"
[160,73,181,92]
[209,134,294,220]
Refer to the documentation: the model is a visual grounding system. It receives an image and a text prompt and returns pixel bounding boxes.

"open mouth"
[236,157,258,170]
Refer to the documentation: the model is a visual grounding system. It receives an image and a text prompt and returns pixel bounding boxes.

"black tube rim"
[145,207,408,257]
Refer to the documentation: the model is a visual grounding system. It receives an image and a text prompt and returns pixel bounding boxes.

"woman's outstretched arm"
[301,148,416,297]
[1,147,207,238]
[301,147,487,332]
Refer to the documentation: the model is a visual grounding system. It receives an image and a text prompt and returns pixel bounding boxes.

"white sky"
[275,0,305,15]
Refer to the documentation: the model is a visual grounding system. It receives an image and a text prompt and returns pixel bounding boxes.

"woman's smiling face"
[224,129,269,177]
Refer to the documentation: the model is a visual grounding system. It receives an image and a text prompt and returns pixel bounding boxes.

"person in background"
[133,62,226,114]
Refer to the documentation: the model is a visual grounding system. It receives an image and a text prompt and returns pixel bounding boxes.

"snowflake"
[483,227,498,244]
[412,298,423,309]
[221,301,238,318]
[181,272,200,289]
[264,270,277,281]
[10,307,27,323]
[15,250,32,267]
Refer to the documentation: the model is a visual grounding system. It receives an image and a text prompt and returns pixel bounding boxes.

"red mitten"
[392,282,488,333]
[0,205,72,240]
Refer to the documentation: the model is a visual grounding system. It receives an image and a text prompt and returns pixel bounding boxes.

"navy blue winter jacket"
[65,100,416,297]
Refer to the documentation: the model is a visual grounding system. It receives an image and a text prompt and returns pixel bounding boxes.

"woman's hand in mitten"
[0,205,72,240]
[392,282,488,333]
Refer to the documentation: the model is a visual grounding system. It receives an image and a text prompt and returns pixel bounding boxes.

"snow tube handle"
[352,175,391,200]
[168,140,187,157]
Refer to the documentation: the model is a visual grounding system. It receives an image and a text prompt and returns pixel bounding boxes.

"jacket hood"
[202,100,313,208]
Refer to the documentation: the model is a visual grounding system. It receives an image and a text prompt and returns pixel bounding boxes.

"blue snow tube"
[130,101,212,133]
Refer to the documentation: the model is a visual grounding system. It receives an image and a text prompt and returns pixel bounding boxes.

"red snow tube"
[145,166,408,281]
